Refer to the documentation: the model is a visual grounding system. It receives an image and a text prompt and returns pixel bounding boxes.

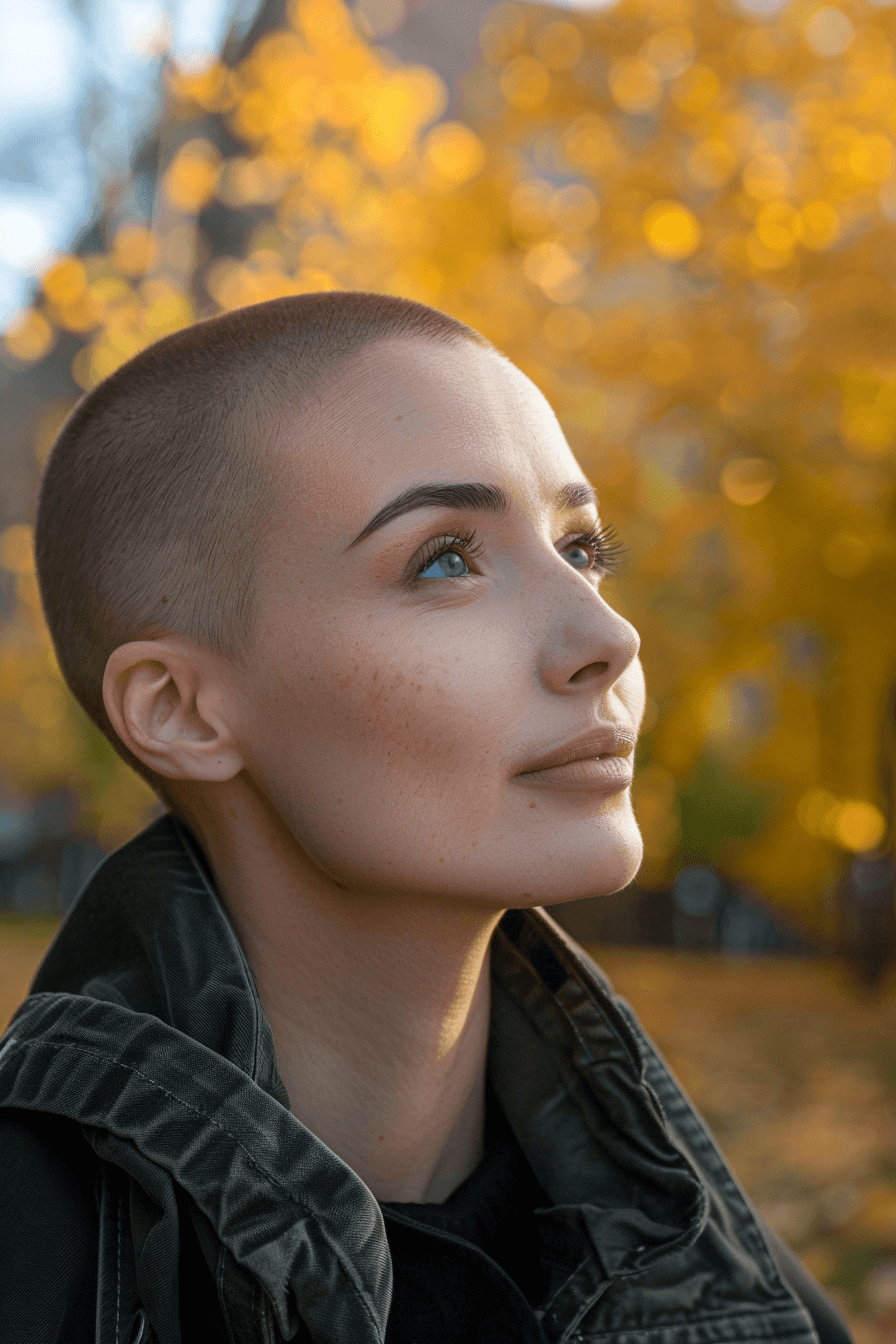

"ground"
[3,916,895,1341]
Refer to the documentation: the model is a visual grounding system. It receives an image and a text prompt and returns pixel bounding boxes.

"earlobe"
[103,641,245,782]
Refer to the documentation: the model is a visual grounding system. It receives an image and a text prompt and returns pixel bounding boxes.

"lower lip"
[514,755,634,793]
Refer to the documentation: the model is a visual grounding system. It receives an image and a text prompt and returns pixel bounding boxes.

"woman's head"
[38,293,644,908]
[35,292,488,769]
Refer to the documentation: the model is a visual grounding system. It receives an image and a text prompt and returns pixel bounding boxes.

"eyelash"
[413,524,626,580]
[571,523,627,574]
[414,529,484,578]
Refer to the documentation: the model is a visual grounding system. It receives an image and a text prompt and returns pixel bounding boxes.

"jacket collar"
[31,813,289,1106]
[4,814,708,1342]
[489,910,708,1331]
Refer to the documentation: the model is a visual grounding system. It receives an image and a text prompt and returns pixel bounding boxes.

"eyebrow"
[348,479,597,548]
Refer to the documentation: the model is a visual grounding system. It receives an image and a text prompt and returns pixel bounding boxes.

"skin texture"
[103,338,645,1202]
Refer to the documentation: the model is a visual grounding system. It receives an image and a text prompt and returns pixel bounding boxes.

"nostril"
[569,660,609,684]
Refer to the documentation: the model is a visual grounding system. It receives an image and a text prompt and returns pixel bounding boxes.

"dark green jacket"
[0,815,847,1343]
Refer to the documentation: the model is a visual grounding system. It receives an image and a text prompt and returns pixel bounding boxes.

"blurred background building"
[1,0,896,980]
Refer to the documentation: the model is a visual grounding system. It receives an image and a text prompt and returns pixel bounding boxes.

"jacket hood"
[0,814,711,1343]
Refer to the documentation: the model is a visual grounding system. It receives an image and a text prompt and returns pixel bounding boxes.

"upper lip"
[515,723,637,775]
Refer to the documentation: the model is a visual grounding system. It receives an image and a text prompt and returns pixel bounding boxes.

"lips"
[514,724,636,793]
[516,725,636,776]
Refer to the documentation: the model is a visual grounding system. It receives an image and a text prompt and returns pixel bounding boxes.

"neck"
[177,777,502,1203]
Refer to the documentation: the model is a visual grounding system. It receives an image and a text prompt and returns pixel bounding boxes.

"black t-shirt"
[382,1083,552,1308]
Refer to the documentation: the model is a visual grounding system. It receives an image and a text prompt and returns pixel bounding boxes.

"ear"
[102,639,245,782]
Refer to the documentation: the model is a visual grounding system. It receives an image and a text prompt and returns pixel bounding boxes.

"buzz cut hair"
[35,291,491,790]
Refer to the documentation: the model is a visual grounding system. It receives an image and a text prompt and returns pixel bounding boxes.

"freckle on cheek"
[529,801,537,809]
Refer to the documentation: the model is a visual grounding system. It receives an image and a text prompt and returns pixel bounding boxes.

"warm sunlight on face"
[227,338,646,909]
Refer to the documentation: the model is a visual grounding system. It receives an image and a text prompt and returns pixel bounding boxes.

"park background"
[1,0,896,1335]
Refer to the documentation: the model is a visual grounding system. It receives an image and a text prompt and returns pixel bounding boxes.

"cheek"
[244,614,520,863]
[615,656,646,720]
[239,609,645,903]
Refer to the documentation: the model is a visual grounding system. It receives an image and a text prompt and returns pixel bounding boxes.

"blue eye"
[563,544,592,570]
[419,550,470,580]
[415,530,482,581]
[561,524,627,576]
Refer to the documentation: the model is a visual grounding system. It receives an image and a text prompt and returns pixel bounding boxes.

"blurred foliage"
[1,0,896,925]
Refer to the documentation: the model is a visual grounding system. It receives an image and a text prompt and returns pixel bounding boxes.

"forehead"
[270,337,585,536]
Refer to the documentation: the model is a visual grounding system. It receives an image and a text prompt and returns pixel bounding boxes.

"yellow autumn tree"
[2,0,896,934]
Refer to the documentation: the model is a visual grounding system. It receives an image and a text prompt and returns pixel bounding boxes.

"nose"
[536,574,640,696]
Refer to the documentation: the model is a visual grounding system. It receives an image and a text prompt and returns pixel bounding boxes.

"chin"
[593,835,643,898]
[575,803,644,900]
[511,815,644,911]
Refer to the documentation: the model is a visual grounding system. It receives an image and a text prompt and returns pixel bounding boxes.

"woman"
[0,292,850,1343]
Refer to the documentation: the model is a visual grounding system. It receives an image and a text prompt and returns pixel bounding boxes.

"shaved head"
[35,292,490,786]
